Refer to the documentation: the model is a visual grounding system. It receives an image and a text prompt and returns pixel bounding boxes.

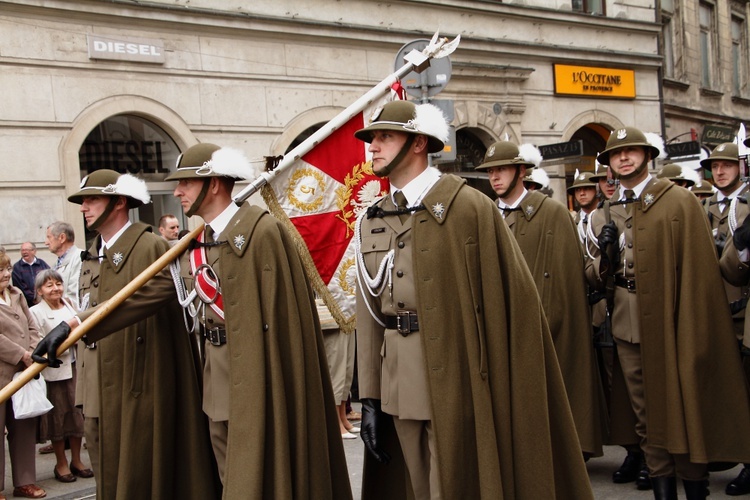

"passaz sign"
[87,35,165,63]
[554,64,636,98]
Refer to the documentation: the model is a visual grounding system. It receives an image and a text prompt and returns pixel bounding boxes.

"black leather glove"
[360,398,391,464]
[735,217,750,252]
[715,231,728,257]
[31,321,71,368]
[597,222,618,255]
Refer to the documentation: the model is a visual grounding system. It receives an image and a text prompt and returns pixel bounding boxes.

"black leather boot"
[651,476,677,500]
[683,479,709,500]
[727,466,750,496]
[636,465,652,490]
[613,450,644,483]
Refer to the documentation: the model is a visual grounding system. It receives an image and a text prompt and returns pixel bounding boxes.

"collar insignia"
[112,252,123,267]
[233,234,246,250]
[525,204,534,215]
[432,202,445,219]
[643,193,655,206]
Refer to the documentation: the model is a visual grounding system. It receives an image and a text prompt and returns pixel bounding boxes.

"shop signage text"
[702,125,736,145]
[665,141,701,158]
[87,35,165,63]
[80,141,169,176]
[539,139,583,160]
[554,64,636,98]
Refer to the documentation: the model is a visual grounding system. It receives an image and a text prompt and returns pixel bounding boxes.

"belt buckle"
[205,327,224,346]
[396,311,414,337]
[626,279,636,293]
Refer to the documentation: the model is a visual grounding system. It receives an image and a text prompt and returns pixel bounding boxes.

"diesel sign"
[87,35,165,64]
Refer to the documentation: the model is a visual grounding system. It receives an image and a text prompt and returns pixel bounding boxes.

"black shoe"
[727,466,750,496]
[636,466,652,490]
[613,451,644,483]
[683,479,709,500]
[652,476,678,500]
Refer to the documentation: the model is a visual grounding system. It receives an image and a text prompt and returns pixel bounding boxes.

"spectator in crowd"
[12,243,49,307]
[354,100,593,499]
[0,249,46,499]
[157,214,180,246]
[586,126,750,499]
[44,222,82,308]
[29,270,91,484]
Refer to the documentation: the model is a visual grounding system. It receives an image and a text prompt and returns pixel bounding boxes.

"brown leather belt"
[615,275,636,292]
[203,327,227,346]
[384,311,419,337]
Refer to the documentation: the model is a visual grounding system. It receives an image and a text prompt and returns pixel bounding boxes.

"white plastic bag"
[10,372,53,419]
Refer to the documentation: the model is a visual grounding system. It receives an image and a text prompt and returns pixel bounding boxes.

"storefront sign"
[554,64,636,98]
[87,35,165,63]
[539,140,583,160]
[702,125,736,145]
[665,141,701,158]
[80,141,170,177]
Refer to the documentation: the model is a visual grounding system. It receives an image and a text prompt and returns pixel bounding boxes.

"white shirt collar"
[100,221,132,255]
[390,167,442,208]
[205,202,241,239]
[498,188,528,210]
[618,174,652,202]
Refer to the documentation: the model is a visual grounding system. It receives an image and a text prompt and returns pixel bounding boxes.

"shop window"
[572,0,605,16]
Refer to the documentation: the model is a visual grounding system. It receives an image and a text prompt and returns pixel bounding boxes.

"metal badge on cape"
[112,252,124,266]
[233,234,246,251]
[432,202,445,219]
[643,193,655,206]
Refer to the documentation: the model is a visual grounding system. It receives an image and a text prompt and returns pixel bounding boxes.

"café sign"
[87,35,165,64]
[554,64,636,98]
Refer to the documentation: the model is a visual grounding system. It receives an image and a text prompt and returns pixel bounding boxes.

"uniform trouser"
[209,419,228,484]
[392,417,441,500]
[83,416,99,480]
[0,401,37,490]
[617,339,707,480]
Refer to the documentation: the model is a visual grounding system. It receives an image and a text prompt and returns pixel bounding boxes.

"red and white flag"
[262,91,400,332]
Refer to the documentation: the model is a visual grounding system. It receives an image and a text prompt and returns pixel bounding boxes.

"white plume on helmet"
[114,174,151,205]
[644,132,668,160]
[530,166,550,188]
[680,165,702,185]
[518,143,543,167]
[209,147,258,180]
[412,103,450,144]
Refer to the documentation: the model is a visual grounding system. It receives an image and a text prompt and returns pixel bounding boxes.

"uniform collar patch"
[643,193,655,206]
[112,252,123,267]
[525,204,535,215]
[432,202,445,219]
[233,234,246,251]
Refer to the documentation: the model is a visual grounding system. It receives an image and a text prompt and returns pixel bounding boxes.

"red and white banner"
[262,92,399,332]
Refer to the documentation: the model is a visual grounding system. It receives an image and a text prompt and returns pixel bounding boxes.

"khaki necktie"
[624,189,636,215]
[394,191,409,224]
[205,224,215,243]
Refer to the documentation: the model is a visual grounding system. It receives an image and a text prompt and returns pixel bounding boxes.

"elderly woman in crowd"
[29,270,92,484]
[0,250,46,499]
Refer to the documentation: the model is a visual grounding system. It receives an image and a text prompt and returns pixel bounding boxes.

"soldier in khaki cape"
[33,169,220,499]
[713,138,750,496]
[354,100,593,500]
[33,150,351,500]
[586,127,750,500]
[475,142,604,460]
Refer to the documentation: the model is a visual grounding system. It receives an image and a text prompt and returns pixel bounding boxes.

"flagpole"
[0,224,204,406]
[233,32,460,204]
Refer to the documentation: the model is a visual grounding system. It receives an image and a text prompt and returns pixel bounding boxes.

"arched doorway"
[77,114,185,245]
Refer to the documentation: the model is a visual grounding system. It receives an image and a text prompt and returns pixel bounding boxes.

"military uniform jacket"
[586,179,750,463]
[357,174,593,499]
[502,191,604,457]
[77,223,220,500]
[719,197,750,349]
[82,206,352,500]
[708,186,750,331]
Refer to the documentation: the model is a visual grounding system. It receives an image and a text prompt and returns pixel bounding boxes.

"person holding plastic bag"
[0,249,46,499]
[29,270,92,484]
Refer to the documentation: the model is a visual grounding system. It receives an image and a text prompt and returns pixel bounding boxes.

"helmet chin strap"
[87,197,118,232]
[616,155,650,182]
[719,173,741,194]
[186,179,211,217]
[374,135,416,178]
[498,167,523,200]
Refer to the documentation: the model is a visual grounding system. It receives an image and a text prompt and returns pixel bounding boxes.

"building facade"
[0,0,663,262]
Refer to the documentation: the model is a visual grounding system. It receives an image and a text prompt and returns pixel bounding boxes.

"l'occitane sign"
[554,64,635,98]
